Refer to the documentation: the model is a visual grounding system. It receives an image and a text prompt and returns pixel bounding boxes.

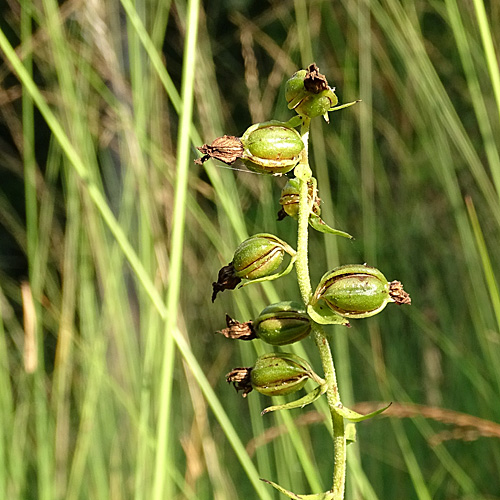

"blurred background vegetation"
[1,0,500,499]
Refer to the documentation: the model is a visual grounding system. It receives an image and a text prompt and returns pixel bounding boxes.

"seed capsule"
[218,301,311,346]
[226,352,316,397]
[253,301,311,345]
[278,177,321,220]
[285,64,338,120]
[294,90,338,120]
[240,121,304,175]
[212,234,296,301]
[312,264,411,319]
[232,234,286,279]
[251,352,312,396]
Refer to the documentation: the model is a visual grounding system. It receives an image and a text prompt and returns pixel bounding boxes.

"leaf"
[260,479,334,499]
[329,100,361,112]
[345,423,357,445]
[307,301,350,326]
[308,214,353,239]
[261,384,327,415]
[332,402,392,422]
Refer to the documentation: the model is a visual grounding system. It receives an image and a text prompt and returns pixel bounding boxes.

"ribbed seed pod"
[278,177,320,220]
[232,235,286,279]
[212,234,296,301]
[312,264,411,319]
[285,64,338,120]
[253,301,311,345]
[226,352,315,397]
[240,121,304,175]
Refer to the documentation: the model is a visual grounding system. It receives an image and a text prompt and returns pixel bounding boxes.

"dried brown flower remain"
[389,281,412,305]
[194,135,244,166]
[304,63,330,94]
[217,314,256,341]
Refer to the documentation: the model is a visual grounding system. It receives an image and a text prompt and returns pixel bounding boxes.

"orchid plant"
[196,63,411,500]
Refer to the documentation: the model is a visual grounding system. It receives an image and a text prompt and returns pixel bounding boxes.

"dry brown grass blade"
[246,402,500,457]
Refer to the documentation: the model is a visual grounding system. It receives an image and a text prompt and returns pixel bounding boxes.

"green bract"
[253,301,312,345]
[232,233,295,280]
[240,121,304,174]
[278,178,353,239]
[311,264,391,319]
[251,352,313,396]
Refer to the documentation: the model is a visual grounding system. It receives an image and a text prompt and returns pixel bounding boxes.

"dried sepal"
[389,280,412,305]
[218,315,256,341]
[211,263,241,302]
[226,367,253,397]
[303,63,329,93]
[195,135,244,165]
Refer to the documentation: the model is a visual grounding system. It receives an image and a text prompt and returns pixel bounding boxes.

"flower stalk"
[295,118,346,499]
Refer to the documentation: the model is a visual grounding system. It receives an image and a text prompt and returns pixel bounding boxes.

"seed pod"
[285,64,338,120]
[232,234,288,279]
[295,90,338,120]
[311,264,411,319]
[240,121,304,175]
[278,177,321,220]
[218,301,311,346]
[285,70,308,110]
[251,352,314,396]
[212,234,296,301]
[226,353,315,397]
[253,301,311,345]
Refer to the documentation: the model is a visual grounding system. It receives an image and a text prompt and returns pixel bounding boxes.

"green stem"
[295,119,346,499]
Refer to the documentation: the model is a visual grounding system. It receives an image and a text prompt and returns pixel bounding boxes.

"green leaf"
[308,214,353,239]
[261,384,327,415]
[329,99,361,112]
[260,479,334,499]
[284,115,303,129]
[307,301,350,326]
[345,423,357,445]
[332,402,392,422]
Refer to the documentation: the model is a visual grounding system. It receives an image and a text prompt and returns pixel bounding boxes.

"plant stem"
[295,119,346,499]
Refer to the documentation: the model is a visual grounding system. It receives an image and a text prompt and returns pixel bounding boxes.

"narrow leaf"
[329,100,361,112]
[345,423,357,445]
[261,384,327,415]
[332,402,392,422]
[260,479,334,499]
[307,301,350,326]
[308,214,353,239]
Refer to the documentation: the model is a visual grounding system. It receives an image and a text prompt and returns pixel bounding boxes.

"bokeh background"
[1,0,500,499]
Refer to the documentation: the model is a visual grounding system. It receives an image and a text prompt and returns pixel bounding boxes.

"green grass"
[0,0,499,499]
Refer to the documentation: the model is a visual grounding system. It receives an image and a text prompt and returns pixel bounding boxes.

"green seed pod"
[312,264,411,319]
[251,352,313,396]
[212,234,296,301]
[233,234,287,279]
[285,70,308,110]
[253,301,312,345]
[294,89,338,119]
[285,64,339,120]
[240,121,304,175]
[278,177,321,219]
